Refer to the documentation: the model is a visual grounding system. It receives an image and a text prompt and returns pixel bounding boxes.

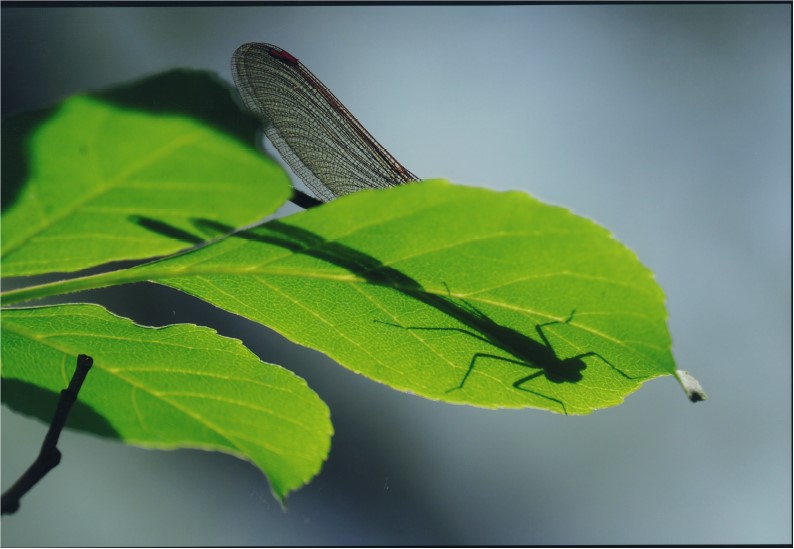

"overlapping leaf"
[124,180,676,415]
[0,66,690,516]
[1,70,291,277]
[0,303,332,501]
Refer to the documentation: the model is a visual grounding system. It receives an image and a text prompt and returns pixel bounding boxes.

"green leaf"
[0,303,332,501]
[1,70,292,277]
[127,180,675,415]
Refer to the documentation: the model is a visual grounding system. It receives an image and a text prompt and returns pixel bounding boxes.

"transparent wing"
[232,43,418,202]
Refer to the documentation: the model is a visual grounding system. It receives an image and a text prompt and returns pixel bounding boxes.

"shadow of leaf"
[2,378,120,439]
[1,107,58,213]
[1,69,261,213]
[91,69,260,149]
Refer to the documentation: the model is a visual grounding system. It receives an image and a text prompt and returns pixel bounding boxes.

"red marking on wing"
[268,47,299,66]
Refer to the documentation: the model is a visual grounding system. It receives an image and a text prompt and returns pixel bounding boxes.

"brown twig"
[2,354,94,515]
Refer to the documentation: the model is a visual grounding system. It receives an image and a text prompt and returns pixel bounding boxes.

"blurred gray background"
[1,4,790,545]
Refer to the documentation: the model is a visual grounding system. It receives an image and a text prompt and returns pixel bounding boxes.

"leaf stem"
[0,266,160,306]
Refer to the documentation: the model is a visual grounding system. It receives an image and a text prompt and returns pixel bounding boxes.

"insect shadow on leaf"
[197,219,642,414]
[376,286,642,415]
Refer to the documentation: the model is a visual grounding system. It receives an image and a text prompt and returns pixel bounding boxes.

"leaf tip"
[674,369,707,403]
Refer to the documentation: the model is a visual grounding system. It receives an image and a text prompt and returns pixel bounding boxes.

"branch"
[1,354,94,515]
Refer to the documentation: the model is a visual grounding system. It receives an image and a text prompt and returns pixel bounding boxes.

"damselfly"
[232,43,418,206]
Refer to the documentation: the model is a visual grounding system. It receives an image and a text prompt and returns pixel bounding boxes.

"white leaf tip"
[675,370,707,402]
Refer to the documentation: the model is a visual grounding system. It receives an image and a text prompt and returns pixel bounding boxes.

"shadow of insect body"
[378,299,637,415]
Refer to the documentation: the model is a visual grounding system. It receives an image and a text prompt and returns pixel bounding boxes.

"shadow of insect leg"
[446,353,540,393]
[375,320,512,386]
[534,309,577,348]
[512,371,568,415]
[374,320,494,346]
[573,351,644,381]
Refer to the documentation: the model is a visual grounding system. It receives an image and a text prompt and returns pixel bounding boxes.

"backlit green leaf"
[1,70,291,277]
[129,180,676,415]
[0,303,332,501]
